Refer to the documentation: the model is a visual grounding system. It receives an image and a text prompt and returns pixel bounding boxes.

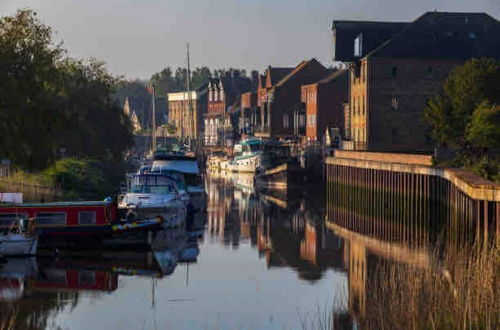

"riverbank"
[326,150,500,246]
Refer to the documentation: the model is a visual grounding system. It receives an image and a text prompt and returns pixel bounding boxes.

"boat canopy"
[151,160,200,175]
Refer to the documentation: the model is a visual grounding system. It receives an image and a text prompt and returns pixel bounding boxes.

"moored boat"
[0,218,37,257]
[0,201,163,249]
[228,138,263,173]
[255,162,305,189]
[118,173,187,228]
[150,155,206,213]
[0,233,37,257]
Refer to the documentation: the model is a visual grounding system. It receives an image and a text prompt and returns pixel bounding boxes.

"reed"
[361,244,499,330]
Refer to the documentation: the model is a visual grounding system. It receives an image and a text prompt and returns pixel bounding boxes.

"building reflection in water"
[206,171,346,283]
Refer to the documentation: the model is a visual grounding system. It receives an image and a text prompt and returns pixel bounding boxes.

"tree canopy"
[424,58,500,181]
[424,58,500,150]
[0,10,133,170]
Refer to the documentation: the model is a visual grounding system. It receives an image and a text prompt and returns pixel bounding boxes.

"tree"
[466,101,500,150]
[424,58,500,149]
[56,59,133,162]
[150,67,174,96]
[0,10,133,170]
[0,9,64,170]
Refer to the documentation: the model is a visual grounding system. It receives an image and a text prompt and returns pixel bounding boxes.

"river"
[0,172,497,329]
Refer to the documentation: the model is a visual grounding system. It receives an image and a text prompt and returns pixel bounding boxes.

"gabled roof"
[265,67,294,87]
[274,58,327,87]
[318,69,349,84]
[366,12,500,59]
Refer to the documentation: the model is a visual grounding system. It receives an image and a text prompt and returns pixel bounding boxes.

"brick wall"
[367,57,463,152]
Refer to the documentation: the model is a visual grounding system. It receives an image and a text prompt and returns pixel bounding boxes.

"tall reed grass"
[361,244,498,329]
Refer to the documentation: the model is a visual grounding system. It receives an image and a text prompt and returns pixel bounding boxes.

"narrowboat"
[0,200,163,248]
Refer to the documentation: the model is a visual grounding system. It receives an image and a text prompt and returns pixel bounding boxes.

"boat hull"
[256,162,304,189]
[229,155,261,173]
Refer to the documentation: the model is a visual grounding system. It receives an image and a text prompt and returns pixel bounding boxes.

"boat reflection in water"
[0,169,493,329]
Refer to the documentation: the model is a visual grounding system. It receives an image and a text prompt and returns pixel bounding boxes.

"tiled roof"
[366,12,500,59]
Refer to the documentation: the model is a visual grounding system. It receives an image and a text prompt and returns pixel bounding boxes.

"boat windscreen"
[130,185,175,194]
[151,160,199,174]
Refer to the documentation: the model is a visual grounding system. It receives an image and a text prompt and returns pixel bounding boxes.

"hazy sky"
[1,0,499,79]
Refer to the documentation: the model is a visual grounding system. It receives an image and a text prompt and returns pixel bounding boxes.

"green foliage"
[424,58,500,149]
[424,58,500,181]
[42,158,126,200]
[150,66,212,97]
[466,101,500,149]
[0,10,133,171]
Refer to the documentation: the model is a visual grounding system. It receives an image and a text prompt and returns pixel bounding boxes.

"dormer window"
[354,33,363,58]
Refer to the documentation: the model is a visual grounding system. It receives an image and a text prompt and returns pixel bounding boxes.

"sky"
[1,0,499,79]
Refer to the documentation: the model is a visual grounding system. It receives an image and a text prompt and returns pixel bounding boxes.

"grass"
[0,171,61,202]
[361,244,499,330]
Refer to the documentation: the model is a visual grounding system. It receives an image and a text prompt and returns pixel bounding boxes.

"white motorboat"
[228,138,263,173]
[151,155,206,212]
[0,234,37,257]
[119,173,186,227]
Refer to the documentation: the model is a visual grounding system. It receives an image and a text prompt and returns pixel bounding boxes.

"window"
[78,211,96,225]
[307,114,317,127]
[0,213,28,227]
[391,96,399,110]
[283,114,290,129]
[79,271,96,286]
[392,66,398,77]
[354,33,363,58]
[391,129,399,142]
[35,212,67,225]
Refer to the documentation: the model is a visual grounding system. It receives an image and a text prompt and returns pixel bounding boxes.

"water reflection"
[206,171,345,282]
[2,171,491,329]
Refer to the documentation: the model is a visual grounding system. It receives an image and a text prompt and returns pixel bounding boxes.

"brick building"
[205,75,252,148]
[333,12,500,152]
[301,69,349,143]
[255,67,293,137]
[240,91,258,135]
[167,89,207,141]
[255,59,331,139]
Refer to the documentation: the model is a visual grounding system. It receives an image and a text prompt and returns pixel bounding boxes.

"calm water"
[2,172,492,329]
[1,173,350,330]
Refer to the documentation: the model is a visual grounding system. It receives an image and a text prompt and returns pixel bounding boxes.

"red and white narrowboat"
[0,201,163,248]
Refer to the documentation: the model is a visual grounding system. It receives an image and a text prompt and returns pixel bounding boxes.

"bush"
[42,158,125,200]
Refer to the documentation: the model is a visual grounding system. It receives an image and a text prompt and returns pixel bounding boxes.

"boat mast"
[186,42,192,150]
[151,83,157,152]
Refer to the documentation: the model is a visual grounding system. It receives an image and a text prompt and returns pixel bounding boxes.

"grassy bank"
[0,158,129,202]
[0,172,61,202]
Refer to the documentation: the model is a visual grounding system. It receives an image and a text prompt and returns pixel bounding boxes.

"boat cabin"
[0,201,116,231]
